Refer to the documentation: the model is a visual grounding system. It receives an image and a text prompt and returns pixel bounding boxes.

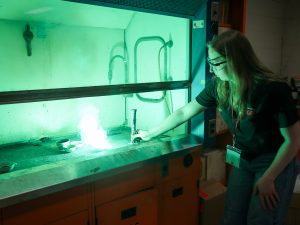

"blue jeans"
[221,154,300,225]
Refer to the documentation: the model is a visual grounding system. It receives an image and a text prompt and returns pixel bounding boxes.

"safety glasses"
[207,57,227,70]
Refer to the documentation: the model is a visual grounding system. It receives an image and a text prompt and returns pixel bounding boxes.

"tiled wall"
[245,0,286,77]
[246,0,300,80]
[281,0,300,79]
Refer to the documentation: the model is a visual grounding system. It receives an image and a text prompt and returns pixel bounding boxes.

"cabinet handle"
[183,153,193,168]
[160,160,169,177]
[172,186,183,198]
[121,206,137,220]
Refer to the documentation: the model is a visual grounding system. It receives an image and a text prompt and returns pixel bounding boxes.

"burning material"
[79,107,111,150]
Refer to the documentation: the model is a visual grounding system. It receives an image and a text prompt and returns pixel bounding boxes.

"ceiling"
[0,0,135,29]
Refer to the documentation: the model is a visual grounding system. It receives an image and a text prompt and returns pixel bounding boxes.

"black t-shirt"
[196,78,299,159]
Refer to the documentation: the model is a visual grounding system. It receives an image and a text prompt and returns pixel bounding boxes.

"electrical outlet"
[208,119,216,137]
[211,1,220,22]
[192,20,204,29]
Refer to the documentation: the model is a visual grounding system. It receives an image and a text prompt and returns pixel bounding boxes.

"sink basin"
[0,132,133,174]
[0,129,193,177]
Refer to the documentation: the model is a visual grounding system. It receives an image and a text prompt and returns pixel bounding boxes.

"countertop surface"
[0,134,202,208]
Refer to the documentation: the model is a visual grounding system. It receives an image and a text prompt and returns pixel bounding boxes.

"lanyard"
[231,99,239,147]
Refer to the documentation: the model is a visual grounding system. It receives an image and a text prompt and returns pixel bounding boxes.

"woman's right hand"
[131,100,206,143]
[133,130,152,141]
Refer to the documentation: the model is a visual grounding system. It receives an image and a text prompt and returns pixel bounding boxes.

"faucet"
[130,109,141,143]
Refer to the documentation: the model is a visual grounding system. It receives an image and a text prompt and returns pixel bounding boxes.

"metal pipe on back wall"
[133,36,169,103]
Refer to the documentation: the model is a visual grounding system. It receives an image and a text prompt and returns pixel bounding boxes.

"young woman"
[133,30,300,225]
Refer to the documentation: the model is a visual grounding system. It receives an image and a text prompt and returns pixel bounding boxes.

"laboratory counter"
[0,134,202,209]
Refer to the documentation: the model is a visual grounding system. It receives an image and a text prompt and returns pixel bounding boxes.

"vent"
[64,0,204,19]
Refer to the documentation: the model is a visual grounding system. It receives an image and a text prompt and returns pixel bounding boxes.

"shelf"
[218,0,246,33]
[0,81,190,105]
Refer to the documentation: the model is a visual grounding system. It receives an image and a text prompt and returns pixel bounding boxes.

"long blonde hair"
[207,30,280,118]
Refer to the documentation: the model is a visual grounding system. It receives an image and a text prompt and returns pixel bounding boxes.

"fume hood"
[0,0,194,144]
[0,0,214,214]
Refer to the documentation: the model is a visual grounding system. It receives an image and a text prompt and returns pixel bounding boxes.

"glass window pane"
[0,89,188,146]
[0,2,190,91]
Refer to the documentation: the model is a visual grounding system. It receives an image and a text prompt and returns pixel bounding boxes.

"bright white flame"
[79,109,111,150]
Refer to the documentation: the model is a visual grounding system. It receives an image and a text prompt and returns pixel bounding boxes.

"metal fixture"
[130,109,140,143]
[134,36,173,103]
[23,24,34,56]
[107,42,130,127]
[107,43,129,85]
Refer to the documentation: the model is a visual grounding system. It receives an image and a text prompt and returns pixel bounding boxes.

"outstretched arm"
[135,99,206,141]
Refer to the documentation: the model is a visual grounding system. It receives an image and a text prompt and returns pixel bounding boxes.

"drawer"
[158,175,199,225]
[2,185,91,225]
[94,165,155,205]
[48,210,89,225]
[96,188,158,225]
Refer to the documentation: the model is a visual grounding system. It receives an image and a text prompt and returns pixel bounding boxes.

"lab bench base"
[0,151,201,225]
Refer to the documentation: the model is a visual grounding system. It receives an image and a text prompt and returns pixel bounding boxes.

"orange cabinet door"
[94,165,155,206]
[158,175,199,225]
[2,185,91,225]
[96,188,158,225]
[48,210,89,225]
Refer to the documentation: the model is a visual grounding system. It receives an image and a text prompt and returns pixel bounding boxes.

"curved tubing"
[108,55,126,84]
[134,36,167,103]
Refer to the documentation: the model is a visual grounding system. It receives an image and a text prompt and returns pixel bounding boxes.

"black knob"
[183,153,193,168]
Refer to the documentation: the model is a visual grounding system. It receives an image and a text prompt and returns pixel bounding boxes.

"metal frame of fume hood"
[64,0,204,19]
[0,81,191,105]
